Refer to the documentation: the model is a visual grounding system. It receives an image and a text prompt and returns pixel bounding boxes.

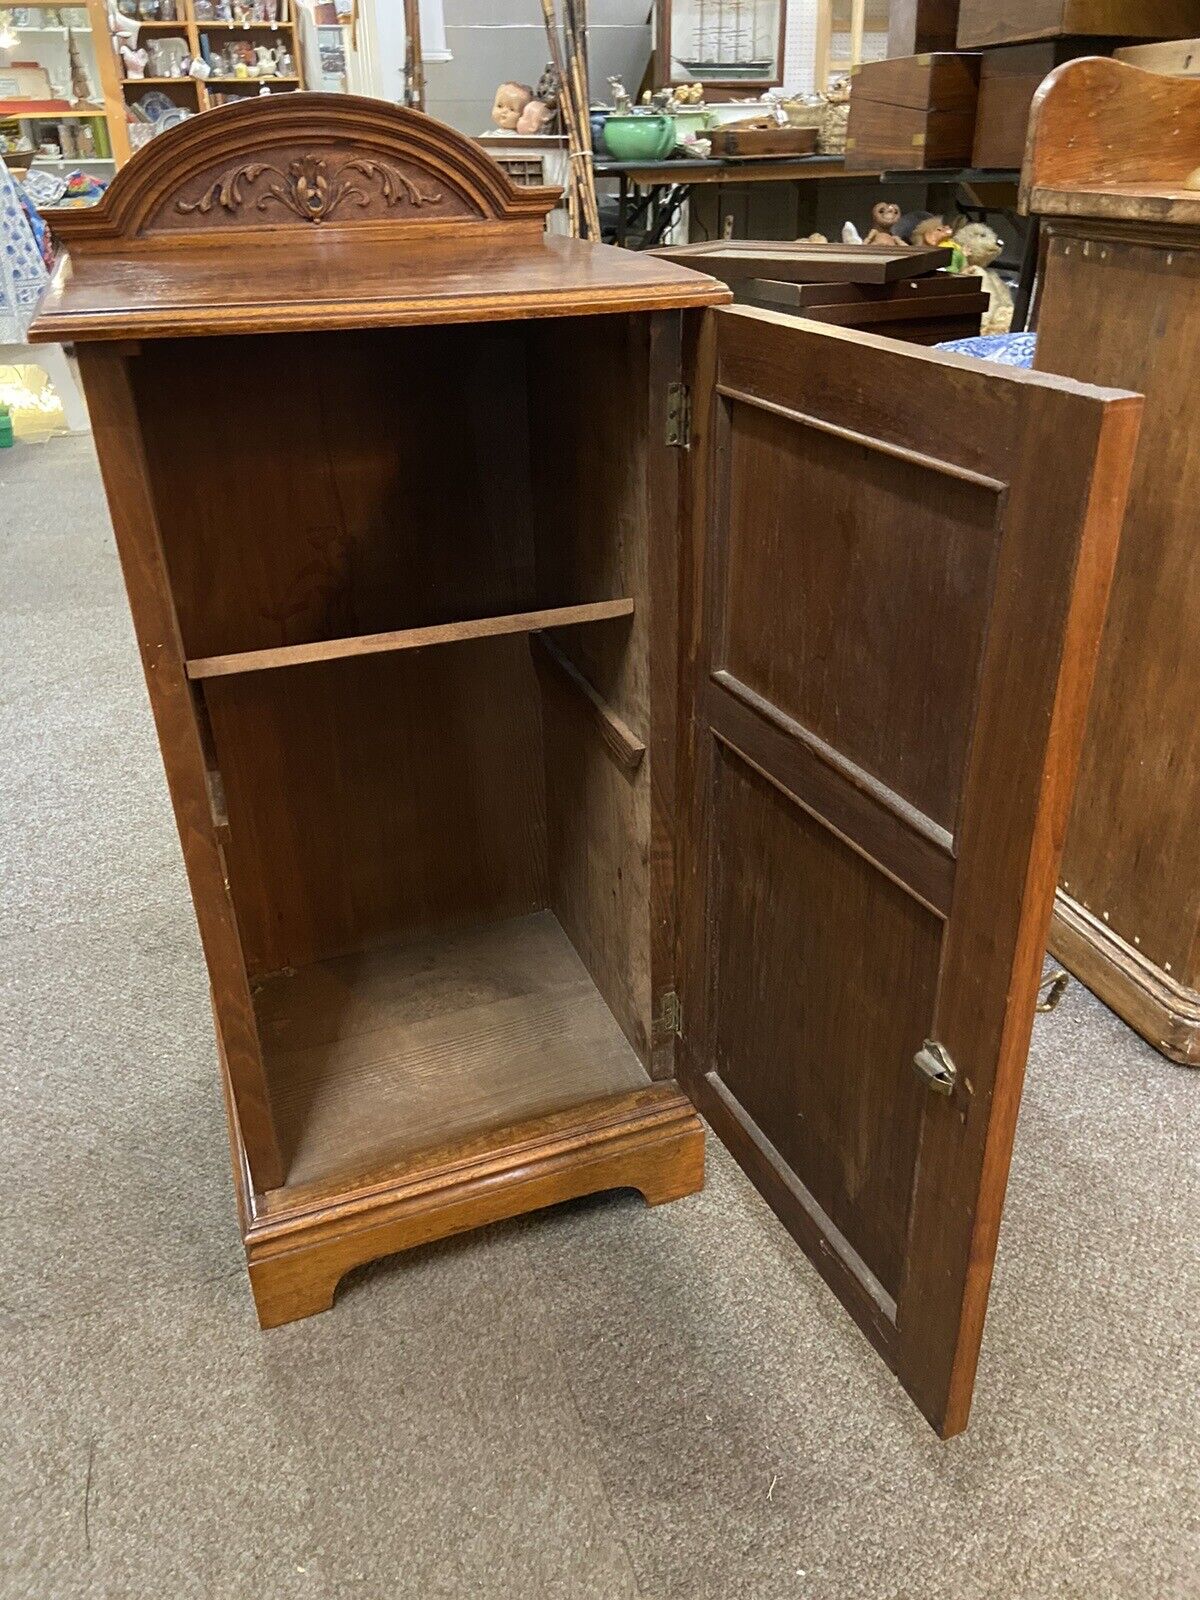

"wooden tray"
[651,238,948,285]
[708,125,819,159]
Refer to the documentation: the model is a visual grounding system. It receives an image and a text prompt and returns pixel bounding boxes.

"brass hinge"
[912,1039,957,1096]
[657,989,682,1037]
[666,383,691,449]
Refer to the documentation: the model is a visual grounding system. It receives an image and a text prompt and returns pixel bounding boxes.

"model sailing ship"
[677,0,775,77]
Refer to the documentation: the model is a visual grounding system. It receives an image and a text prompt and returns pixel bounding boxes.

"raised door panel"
[679,307,1140,1436]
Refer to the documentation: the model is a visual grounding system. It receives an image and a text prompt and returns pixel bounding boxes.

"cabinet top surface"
[29,93,729,342]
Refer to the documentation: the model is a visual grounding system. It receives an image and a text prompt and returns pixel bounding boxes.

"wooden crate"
[845,52,980,169]
[958,0,1200,48]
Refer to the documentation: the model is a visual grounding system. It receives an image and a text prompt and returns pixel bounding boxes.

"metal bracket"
[657,989,681,1037]
[913,1039,957,1096]
[666,382,691,449]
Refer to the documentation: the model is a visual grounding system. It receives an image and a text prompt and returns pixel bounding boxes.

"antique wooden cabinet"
[1024,58,1200,1064]
[33,95,1140,1438]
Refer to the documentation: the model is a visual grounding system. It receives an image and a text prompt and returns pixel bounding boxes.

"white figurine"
[120,44,149,79]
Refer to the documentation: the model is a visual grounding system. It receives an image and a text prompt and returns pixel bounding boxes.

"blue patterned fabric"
[934,331,1037,368]
[0,158,50,343]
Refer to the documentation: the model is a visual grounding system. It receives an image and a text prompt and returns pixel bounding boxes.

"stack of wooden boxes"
[846,1,1200,170]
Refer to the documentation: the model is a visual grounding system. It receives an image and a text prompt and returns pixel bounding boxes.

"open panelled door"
[677,307,1140,1438]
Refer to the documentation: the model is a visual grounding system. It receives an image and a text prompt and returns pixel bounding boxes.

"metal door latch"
[913,1039,957,1096]
[1037,970,1069,1013]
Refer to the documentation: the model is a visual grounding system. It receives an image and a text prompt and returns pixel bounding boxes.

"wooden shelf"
[186,598,635,680]
[0,101,106,115]
[205,74,298,83]
[122,76,200,86]
[257,911,652,1191]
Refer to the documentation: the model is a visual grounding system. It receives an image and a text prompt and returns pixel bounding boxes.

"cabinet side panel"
[527,316,658,1069]
[76,345,284,1193]
[1036,232,1200,985]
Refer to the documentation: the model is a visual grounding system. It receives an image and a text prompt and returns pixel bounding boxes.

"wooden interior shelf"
[186,598,635,680]
[256,911,652,1192]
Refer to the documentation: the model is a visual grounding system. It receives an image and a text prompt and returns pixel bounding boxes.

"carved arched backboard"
[49,94,559,248]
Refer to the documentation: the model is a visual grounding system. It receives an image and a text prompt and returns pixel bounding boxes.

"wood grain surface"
[678,307,1140,1435]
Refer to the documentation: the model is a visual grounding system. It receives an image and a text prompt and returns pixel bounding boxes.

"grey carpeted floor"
[2,434,1197,1600]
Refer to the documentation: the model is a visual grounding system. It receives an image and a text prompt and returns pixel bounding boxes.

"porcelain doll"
[491,81,533,131]
[515,98,553,135]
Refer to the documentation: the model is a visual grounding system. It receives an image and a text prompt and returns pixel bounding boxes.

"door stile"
[676,318,903,1365]
[897,387,1141,1436]
[675,307,721,1098]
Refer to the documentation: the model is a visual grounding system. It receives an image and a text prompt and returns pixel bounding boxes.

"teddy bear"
[952,220,1014,334]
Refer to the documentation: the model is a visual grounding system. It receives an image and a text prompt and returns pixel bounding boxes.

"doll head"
[871,200,901,233]
[515,98,553,135]
[491,81,533,130]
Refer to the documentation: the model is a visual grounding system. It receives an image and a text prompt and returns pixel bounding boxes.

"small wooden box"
[958,0,1200,48]
[708,124,818,159]
[846,53,980,169]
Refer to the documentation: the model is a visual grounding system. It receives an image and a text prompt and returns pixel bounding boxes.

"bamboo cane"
[539,0,599,241]
[563,0,600,238]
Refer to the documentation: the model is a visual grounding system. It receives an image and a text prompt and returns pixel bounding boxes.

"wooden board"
[957,0,1200,47]
[678,307,1141,1436]
[652,239,947,285]
[186,599,636,681]
[256,912,652,1189]
[1114,37,1200,74]
[742,275,987,339]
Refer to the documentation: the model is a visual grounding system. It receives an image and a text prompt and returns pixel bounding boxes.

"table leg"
[1012,216,1040,333]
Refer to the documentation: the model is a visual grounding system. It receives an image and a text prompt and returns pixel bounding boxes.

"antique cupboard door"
[677,307,1139,1437]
